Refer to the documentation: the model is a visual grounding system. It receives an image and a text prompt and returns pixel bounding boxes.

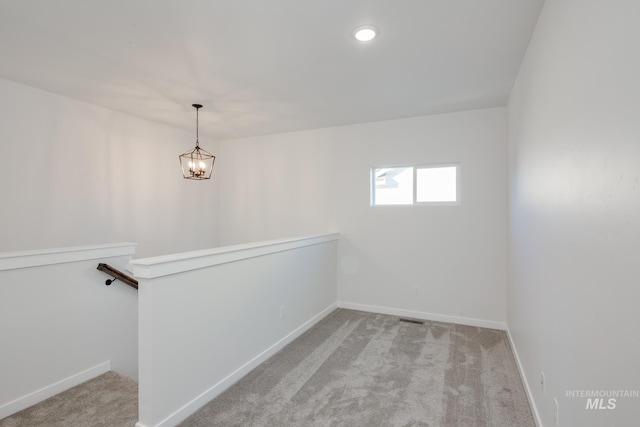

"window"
[372,167,413,205]
[416,166,457,202]
[371,164,459,206]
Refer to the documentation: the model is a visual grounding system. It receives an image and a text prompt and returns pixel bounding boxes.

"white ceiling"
[0,0,544,141]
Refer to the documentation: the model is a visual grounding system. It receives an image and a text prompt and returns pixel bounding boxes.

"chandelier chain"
[195,105,200,147]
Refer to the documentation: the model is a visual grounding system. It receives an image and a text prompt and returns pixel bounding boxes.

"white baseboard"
[506,327,544,427]
[152,303,338,427]
[0,361,111,420]
[337,301,507,330]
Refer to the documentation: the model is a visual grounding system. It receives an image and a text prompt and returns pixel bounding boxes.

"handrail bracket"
[97,263,138,290]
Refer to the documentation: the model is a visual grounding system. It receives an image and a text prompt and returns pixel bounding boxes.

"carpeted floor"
[0,371,138,427]
[1,309,535,427]
[180,309,535,427]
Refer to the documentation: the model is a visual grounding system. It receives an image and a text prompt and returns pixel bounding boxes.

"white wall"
[0,77,220,418]
[219,108,508,327]
[217,128,337,244]
[132,235,338,427]
[0,245,137,418]
[0,77,219,258]
[507,0,640,425]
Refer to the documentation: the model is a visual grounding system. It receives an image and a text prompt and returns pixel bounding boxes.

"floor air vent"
[399,318,425,325]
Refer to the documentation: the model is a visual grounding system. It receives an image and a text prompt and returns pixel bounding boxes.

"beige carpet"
[0,371,137,427]
[1,309,534,427]
[180,309,535,426]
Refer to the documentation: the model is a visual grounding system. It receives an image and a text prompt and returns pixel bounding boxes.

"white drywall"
[217,129,337,243]
[134,235,338,427]
[0,77,219,258]
[0,245,137,418]
[0,77,219,420]
[507,0,640,425]
[219,108,508,326]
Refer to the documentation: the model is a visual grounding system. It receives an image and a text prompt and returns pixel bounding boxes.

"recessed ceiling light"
[353,26,378,42]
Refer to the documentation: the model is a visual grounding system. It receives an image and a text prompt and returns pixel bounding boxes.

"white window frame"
[370,163,461,207]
